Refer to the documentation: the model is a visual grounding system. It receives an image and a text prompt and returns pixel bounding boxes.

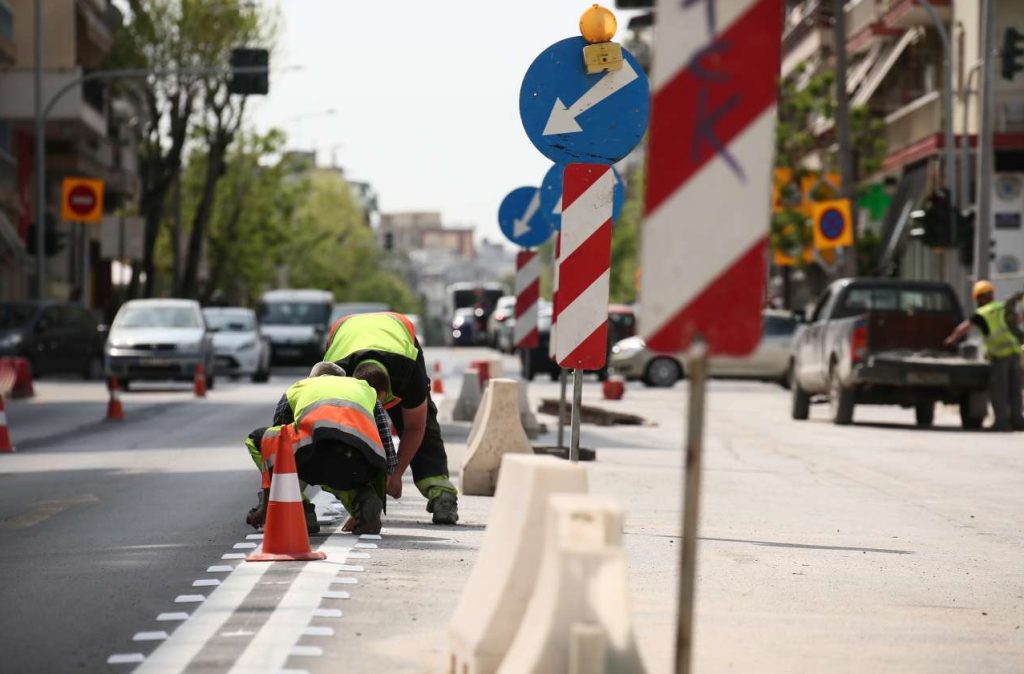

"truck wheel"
[959,404,984,429]
[791,370,810,421]
[914,401,935,427]
[829,367,855,425]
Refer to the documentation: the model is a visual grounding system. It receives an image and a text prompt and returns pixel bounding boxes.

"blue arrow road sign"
[498,187,553,248]
[520,36,650,165]
[539,164,626,230]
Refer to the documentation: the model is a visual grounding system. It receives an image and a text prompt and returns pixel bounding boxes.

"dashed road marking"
[175,594,206,603]
[133,631,169,642]
[311,608,342,618]
[222,553,247,560]
[301,626,335,637]
[233,542,257,549]
[157,613,190,622]
[359,534,382,540]
[332,577,358,585]
[107,653,145,665]
[246,533,264,540]
[322,591,350,600]
[348,552,371,559]
[193,579,221,587]
[335,564,363,572]
[289,646,323,657]
[354,542,378,549]
[207,565,234,573]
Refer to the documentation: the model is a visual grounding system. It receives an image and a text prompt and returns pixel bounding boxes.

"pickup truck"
[791,278,990,427]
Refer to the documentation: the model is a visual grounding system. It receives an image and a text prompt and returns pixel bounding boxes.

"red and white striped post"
[641,1,783,671]
[556,163,614,462]
[551,233,568,448]
[513,250,540,352]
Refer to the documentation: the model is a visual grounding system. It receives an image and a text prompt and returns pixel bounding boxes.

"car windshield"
[260,302,329,326]
[763,315,798,336]
[115,305,202,328]
[204,311,255,332]
[0,303,36,329]
[833,287,956,319]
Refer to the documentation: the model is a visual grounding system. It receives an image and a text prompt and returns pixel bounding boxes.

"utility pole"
[974,0,995,281]
[834,0,857,277]
[33,0,45,299]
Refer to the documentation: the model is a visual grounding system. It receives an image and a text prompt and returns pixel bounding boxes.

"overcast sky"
[248,1,639,246]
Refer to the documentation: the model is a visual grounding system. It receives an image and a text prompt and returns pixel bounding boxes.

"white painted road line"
[193,579,221,587]
[233,542,257,549]
[348,552,370,559]
[289,646,323,657]
[246,533,264,540]
[311,608,342,618]
[331,577,358,585]
[358,534,382,540]
[134,555,272,674]
[222,553,247,560]
[133,631,169,642]
[334,564,363,572]
[353,543,377,549]
[156,612,190,622]
[107,653,145,665]
[227,537,356,674]
[175,595,206,603]
[207,565,234,573]
[321,591,349,600]
[301,626,335,637]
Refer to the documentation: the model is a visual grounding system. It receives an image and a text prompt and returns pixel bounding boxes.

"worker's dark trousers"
[388,395,458,504]
[988,355,1024,430]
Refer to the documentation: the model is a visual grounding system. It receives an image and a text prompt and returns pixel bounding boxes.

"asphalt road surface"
[1,347,1021,673]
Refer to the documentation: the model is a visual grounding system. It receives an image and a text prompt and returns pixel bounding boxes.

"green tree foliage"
[610,166,645,303]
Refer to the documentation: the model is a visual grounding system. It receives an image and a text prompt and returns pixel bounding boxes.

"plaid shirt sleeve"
[374,402,398,474]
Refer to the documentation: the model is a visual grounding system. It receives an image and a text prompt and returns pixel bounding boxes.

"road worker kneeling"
[244,362,397,535]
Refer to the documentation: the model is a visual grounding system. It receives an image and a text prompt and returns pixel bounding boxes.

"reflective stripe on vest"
[285,377,386,466]
[978,301,1020,359]
[325,312,418,363]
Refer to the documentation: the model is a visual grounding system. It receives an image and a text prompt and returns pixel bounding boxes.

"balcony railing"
[845,0,878,40]
[884,90,941,152]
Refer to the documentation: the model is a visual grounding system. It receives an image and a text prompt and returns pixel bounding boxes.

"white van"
[258,289,334,364]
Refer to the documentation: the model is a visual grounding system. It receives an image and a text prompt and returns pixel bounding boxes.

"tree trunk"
[179,128,229,299]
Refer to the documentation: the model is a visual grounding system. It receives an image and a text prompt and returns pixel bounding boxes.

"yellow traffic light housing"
[580,4,624,74]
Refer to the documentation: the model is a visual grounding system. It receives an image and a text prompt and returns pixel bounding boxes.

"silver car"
[203,307,271,383]
[610,310,799,387]
[105,299,215,390]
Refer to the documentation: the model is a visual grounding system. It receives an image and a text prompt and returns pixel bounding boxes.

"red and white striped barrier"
[549,235,561,363]
[514,250,540,350]
[555,164,614,369]
[640,0,783,355]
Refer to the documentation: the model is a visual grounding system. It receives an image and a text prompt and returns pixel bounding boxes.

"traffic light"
[1002,28,1024,80]
[26,215,67,258]
[920,188,955,248]
[229,48,269,96]
[958,209,975,267]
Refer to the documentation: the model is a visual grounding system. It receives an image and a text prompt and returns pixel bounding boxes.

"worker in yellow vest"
[945,281,1024,431]
[245,362,396,534]
[324,312,459,524]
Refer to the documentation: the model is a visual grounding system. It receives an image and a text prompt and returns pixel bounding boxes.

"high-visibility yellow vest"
[285,376,386,468]
[977,301,1020,360]
[323,312,418,408]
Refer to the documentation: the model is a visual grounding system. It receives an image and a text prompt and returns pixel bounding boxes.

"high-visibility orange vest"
[285,376,387,471]
[258,424,298,489]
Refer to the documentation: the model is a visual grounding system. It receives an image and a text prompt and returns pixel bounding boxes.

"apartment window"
[0,2,13,43]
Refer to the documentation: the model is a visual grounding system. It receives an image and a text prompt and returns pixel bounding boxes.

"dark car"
[521,303,635,381]
[0,301,105,378]
[449,308,476,346]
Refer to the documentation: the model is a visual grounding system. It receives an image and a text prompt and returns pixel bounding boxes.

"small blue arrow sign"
[820,209,845,240]
[539,164,626,230]
[498,187,553,248]
[520,37,650,165]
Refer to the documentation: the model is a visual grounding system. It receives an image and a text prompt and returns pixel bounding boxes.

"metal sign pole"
[557,368,568,448]
[568,368,583,463]
[675,341,708,674]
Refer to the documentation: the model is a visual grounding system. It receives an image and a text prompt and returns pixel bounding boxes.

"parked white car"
[203,307,271,383]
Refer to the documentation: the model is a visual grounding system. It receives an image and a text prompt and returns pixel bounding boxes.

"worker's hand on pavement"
[387,473,403,499]
[943,335,957,347]
[342,516,358,533]
[245,505,266,529]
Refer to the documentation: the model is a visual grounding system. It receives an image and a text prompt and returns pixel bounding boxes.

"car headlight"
[178,342,201,352]
[453,316,466,327]
[0,333,23,349]
[238,340,257,351]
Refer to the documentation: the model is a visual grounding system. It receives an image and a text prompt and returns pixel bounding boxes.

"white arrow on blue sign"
[539,163,626,230]
[519,36,650,165]
[498,187,554,248]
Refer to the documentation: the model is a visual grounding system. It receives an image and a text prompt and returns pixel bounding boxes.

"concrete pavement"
[0,348,1021,673]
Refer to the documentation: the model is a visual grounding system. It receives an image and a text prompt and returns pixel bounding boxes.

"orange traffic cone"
[106,377,125,421]
[193,362,207,398]
[0,394,14,453]
[247,436,326,562]
[431,361,444,395]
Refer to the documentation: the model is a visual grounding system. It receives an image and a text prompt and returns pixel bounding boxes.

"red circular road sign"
[66,184,98,217]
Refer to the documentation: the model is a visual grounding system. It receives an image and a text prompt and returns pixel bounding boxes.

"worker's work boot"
[429,492,459,525]
[303,501,321,535]
[352,485,383,535]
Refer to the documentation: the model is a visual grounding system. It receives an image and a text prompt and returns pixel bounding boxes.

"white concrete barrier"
[453,369,483,422]
[517,378,543,439]
[497,494,645,674]
[489,359,506,379]
[465,382,492,450]
[460,379,532,496]
[449,454,588,674]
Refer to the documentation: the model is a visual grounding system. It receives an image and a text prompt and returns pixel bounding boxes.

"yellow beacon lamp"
[580,4,623,74]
